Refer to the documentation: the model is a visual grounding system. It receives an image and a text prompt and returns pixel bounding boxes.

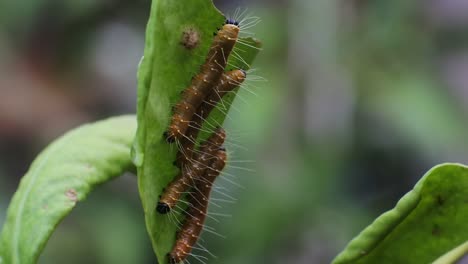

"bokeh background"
[1,0,468,263]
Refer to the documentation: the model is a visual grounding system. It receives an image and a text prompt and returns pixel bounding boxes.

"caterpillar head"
[156,202,171,214]
[240,69,247,77]
[167,253,179,264]
[225,69,247,85]
[225,18,239,26]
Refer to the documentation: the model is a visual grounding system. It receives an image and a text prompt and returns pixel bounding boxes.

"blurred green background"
[1,0,468,263]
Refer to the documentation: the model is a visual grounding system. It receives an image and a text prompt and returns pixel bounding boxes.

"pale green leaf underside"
[132,0,261,263]
[0,115,137,264]
[333,163,468,264]
[433,241,468,264]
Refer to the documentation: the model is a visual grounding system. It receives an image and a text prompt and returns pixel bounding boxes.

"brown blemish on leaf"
[180,27,200,50]
[432,224,441,236]
[436,195,444,206]
[65,189,78,202]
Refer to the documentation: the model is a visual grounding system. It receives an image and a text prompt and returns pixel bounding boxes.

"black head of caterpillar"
[157,127,226,214]
[225,18,239,26]
[175,69,247,167]
[167,148,227,264]
[164,24,240,143]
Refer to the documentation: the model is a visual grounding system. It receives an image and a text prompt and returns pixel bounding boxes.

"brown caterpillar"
[168,148,227,264]
[175,69,247,167]
[164,22,240,143]
[157,127,226,214]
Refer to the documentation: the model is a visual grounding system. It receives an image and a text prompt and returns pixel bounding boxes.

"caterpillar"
[157,127,226,214]
[164,21,240,143]
[168,148,227,264]
[175,69,247,167]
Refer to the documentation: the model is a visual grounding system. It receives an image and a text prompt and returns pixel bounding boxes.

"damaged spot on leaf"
[65,189,78,203]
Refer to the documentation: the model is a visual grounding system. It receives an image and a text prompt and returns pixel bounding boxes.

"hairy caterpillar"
[164,21,240,143]
[175,69,247,167]
[157,127,226,214]
[160,10,261,264]
[168,148,227,264]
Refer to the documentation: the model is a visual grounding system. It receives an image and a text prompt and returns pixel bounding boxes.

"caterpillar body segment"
[157,128,226,214]
[165,24,240,143]
[175,69,246,167]
[168,149,227,264]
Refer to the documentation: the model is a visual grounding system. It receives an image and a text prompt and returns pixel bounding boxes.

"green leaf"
[333,163,468,264]
[0,115,137,264]
[132,0,261,262]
